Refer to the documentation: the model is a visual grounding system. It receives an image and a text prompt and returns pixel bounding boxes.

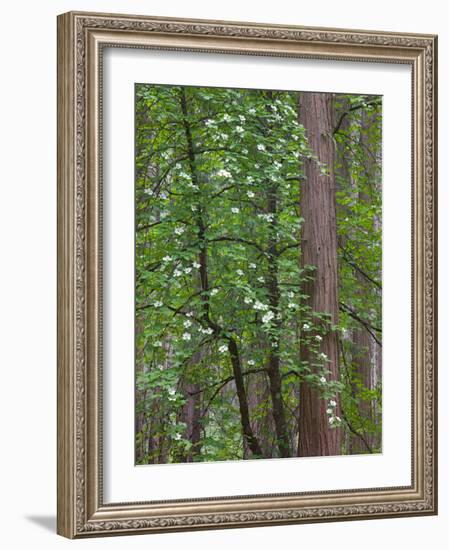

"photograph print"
[134,83,382,465]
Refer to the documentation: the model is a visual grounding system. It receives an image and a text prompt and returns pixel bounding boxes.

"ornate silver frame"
[57,11,438,538]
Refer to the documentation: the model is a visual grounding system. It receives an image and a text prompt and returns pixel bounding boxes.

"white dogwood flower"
[217,168,232,178]
[257,213,274,222]
[262,311,275,324]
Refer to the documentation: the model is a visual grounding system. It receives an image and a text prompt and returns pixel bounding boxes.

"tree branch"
[207,236,266,255]
[340,407,374,454]
[338,244,381,290]
[333,98,382,135]
[339,302,382,346]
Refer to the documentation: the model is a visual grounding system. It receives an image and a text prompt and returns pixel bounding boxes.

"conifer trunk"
[298,92,341,457]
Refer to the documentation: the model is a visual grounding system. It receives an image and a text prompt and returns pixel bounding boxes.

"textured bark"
[228,339,263,456]
[298,92,341,457]
[179,351,203,463]
[180,384,202,461]
[247,368,274,457]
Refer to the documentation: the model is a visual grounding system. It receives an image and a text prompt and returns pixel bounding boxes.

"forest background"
[135,84,382,464]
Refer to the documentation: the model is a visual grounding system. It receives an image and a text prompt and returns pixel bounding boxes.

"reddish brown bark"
[298,92,341,457]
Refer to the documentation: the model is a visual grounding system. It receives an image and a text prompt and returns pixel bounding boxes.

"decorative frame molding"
[57,11,437,538]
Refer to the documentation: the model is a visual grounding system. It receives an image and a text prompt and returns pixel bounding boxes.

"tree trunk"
[266,178,290,457]
[247,366,274,457]
[298,92,341,457]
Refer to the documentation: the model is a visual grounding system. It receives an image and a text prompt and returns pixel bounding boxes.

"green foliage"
[135,85,383,463]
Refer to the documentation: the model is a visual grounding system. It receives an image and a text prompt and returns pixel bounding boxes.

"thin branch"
[338,244,381,290]
[339,302,382,347]
[333,98,382,135]
[340,407,374,454]
[188,368,267,397]
[207,236,266,255]
[278,241,300,255]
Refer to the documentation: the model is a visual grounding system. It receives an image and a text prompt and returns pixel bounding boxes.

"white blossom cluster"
[253,301,269,311]
[262,311,275,324]
[326,399,341,425]
[257,213,274,222]
[216,168,232,178]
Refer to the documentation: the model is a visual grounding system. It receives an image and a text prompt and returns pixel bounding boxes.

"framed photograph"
[57,11,437,538]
